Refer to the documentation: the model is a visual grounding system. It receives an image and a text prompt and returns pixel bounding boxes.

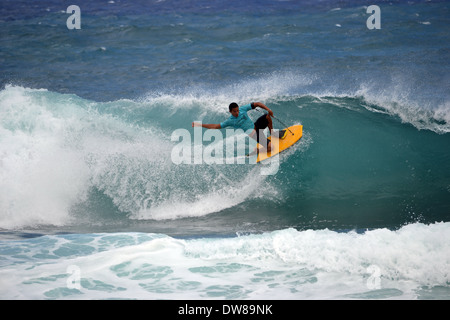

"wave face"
[1,84,449,233]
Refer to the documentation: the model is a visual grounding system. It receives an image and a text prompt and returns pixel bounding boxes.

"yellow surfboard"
[256,125,303,163]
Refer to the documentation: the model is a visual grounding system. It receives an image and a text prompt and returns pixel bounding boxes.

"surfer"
[192,102,274,154]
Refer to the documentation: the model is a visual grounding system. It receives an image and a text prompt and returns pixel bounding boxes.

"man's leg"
[266,114,273,134]
[264,114,273,152]
[253,114,272,153]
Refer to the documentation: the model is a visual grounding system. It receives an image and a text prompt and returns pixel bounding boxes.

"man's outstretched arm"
[192,122,221,129]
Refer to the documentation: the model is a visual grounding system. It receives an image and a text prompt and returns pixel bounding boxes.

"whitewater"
[1,223,449,299]
[1,0,449,300]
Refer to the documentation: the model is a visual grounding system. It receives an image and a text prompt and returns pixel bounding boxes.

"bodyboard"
[256,125,303,163]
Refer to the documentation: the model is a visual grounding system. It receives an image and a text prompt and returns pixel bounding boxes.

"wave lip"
[354,84,450,135]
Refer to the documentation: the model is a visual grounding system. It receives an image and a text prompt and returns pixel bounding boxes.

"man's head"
[229,102,239,118]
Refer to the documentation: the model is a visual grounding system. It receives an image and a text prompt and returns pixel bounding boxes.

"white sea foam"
[0,86,91,228]
[354,82,450,134]
[0,222,448,299]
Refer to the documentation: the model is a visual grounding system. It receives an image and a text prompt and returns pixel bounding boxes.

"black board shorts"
[254,114,269,146]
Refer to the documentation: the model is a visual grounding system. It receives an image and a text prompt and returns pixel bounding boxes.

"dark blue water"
[2,0,449,102]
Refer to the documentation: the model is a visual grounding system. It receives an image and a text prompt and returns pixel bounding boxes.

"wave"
[1,222,449,299]
[1,83,449,230]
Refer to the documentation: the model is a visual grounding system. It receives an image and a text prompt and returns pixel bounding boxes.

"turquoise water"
[1,0,449,299]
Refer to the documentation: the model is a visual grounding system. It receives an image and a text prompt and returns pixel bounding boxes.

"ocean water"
[1,0,449,300]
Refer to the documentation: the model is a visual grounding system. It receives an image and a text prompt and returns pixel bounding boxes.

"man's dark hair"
[229,102,239,112]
